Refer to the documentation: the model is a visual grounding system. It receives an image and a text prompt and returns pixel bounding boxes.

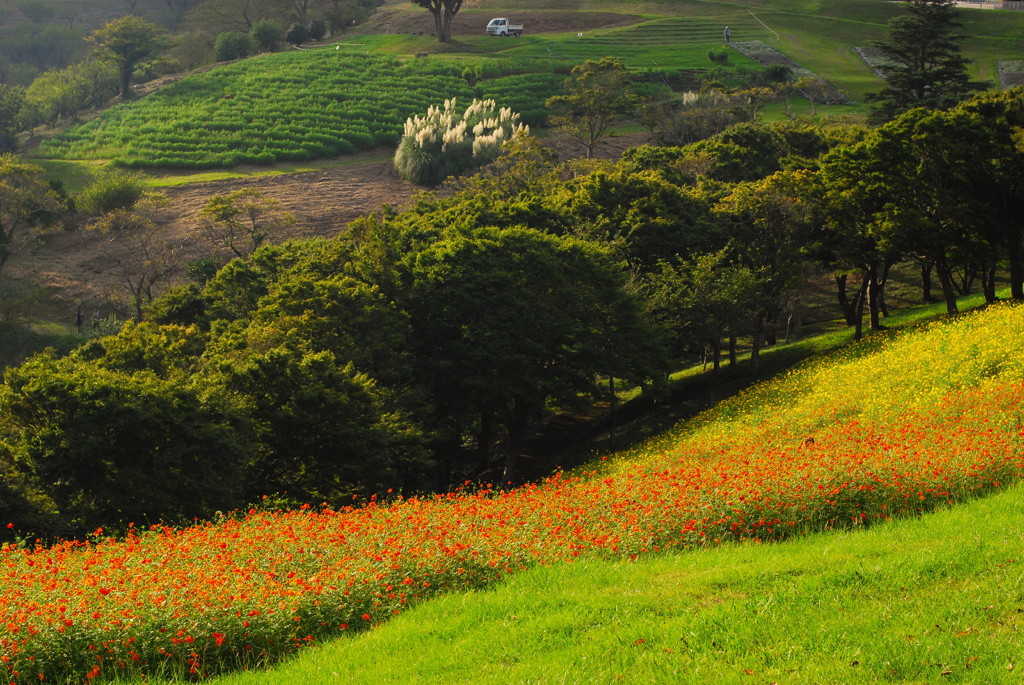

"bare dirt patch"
[7,154,426,317]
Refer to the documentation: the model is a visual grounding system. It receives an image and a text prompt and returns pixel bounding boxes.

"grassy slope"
[28,0,1024,179]
[207,482,1023,684]
[157,300,1024,685]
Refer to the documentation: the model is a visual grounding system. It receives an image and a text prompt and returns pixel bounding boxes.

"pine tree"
[866,0,986,123]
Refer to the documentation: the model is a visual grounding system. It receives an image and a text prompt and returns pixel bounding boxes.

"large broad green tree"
[713,170,823,367]
[0,352,246,533]
[643,248,759,381]
[546,57,639,159]
[955,88,1024,300]
[866,0,985,123]
[0,154,61,279]
[402,226,664,486]
[87,16,171,100]
[819,107,992,317]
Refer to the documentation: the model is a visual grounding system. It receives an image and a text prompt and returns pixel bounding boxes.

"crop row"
[37,53,559,170]
[3,304,1024,683]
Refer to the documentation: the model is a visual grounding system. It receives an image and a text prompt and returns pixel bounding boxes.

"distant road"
[955,0,1007,9]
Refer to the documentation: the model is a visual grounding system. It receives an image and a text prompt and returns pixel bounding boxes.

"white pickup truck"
[485,17,523,37]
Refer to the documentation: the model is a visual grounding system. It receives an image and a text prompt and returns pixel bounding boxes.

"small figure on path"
[75,307,83,334]
[723,26,731,43]
[91,308,102,332]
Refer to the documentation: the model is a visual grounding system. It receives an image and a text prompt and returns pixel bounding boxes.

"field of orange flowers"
[3,304,1024,684]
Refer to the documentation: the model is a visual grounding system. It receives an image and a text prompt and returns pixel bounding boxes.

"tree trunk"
[119,64,133,100]
[476,411,493,477]
[934,257,959,315]
[867,262,883,331]
[437,6,453,42]
[749,319,763,374]
[920,260,935,303]
[431,8,445,41]
[1008,237,1024,300]
[878,262,891,317]
[607,376,616,453]
[728,336,737,368]
[709,340,721,404]
[982,258,998,304]
[853,272,869,341]
[501,400,530,488]
[835,273,858,326]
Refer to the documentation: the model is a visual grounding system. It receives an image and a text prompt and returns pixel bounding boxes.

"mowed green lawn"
[449,0,1024,102]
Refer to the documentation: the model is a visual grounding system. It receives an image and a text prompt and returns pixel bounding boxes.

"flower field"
[36,53,562,170]
[3,304,1024,683]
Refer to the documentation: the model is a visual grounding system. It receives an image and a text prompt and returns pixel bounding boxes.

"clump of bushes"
[394,97,529,186]
[285,23,310,46]
[250,21,283,53]
[215,32,256,62]
[708,47,730,64]
[77,169,147,215]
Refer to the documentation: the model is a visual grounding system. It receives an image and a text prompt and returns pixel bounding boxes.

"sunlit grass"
[192,480,1024,684]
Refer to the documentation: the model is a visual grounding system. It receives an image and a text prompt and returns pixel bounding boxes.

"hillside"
[4,0,1022,335]
[3,302,1024,684]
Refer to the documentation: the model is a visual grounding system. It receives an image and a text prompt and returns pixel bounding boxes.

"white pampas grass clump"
[394,97,530,186]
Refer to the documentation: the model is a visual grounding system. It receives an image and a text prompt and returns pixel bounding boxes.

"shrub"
[215,32,256,62]
[285,23,310,46]
[250,21,283,53]
[708,47,730,64]
[309,19,327,41]
[76,169,147,215]
[393,97,529,186]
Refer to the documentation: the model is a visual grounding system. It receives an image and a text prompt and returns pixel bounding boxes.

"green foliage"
[215,31,256,62]
[309,19,328,42]
[0,352,246,532]
[0,154,62,279]
[22,58,119,128]
[87,15,172,99]
[285,23,310,46]
[867,0,986,123]
[401,225,664,482]
[393,97,529,186]
[38,53,557,169]
[146,283,209,328]
[553,166,716,273]
[546,57,639,159]
[250,21,283,53]
[707,47,730,65]
[198,187,296,258]
[76,168,147,216]
[0,85,24,152]
[0,23,86,87]
[644,248,759,359]
[641,87,763,147]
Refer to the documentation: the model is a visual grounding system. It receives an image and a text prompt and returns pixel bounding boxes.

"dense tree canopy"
[7,84,1024,539]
